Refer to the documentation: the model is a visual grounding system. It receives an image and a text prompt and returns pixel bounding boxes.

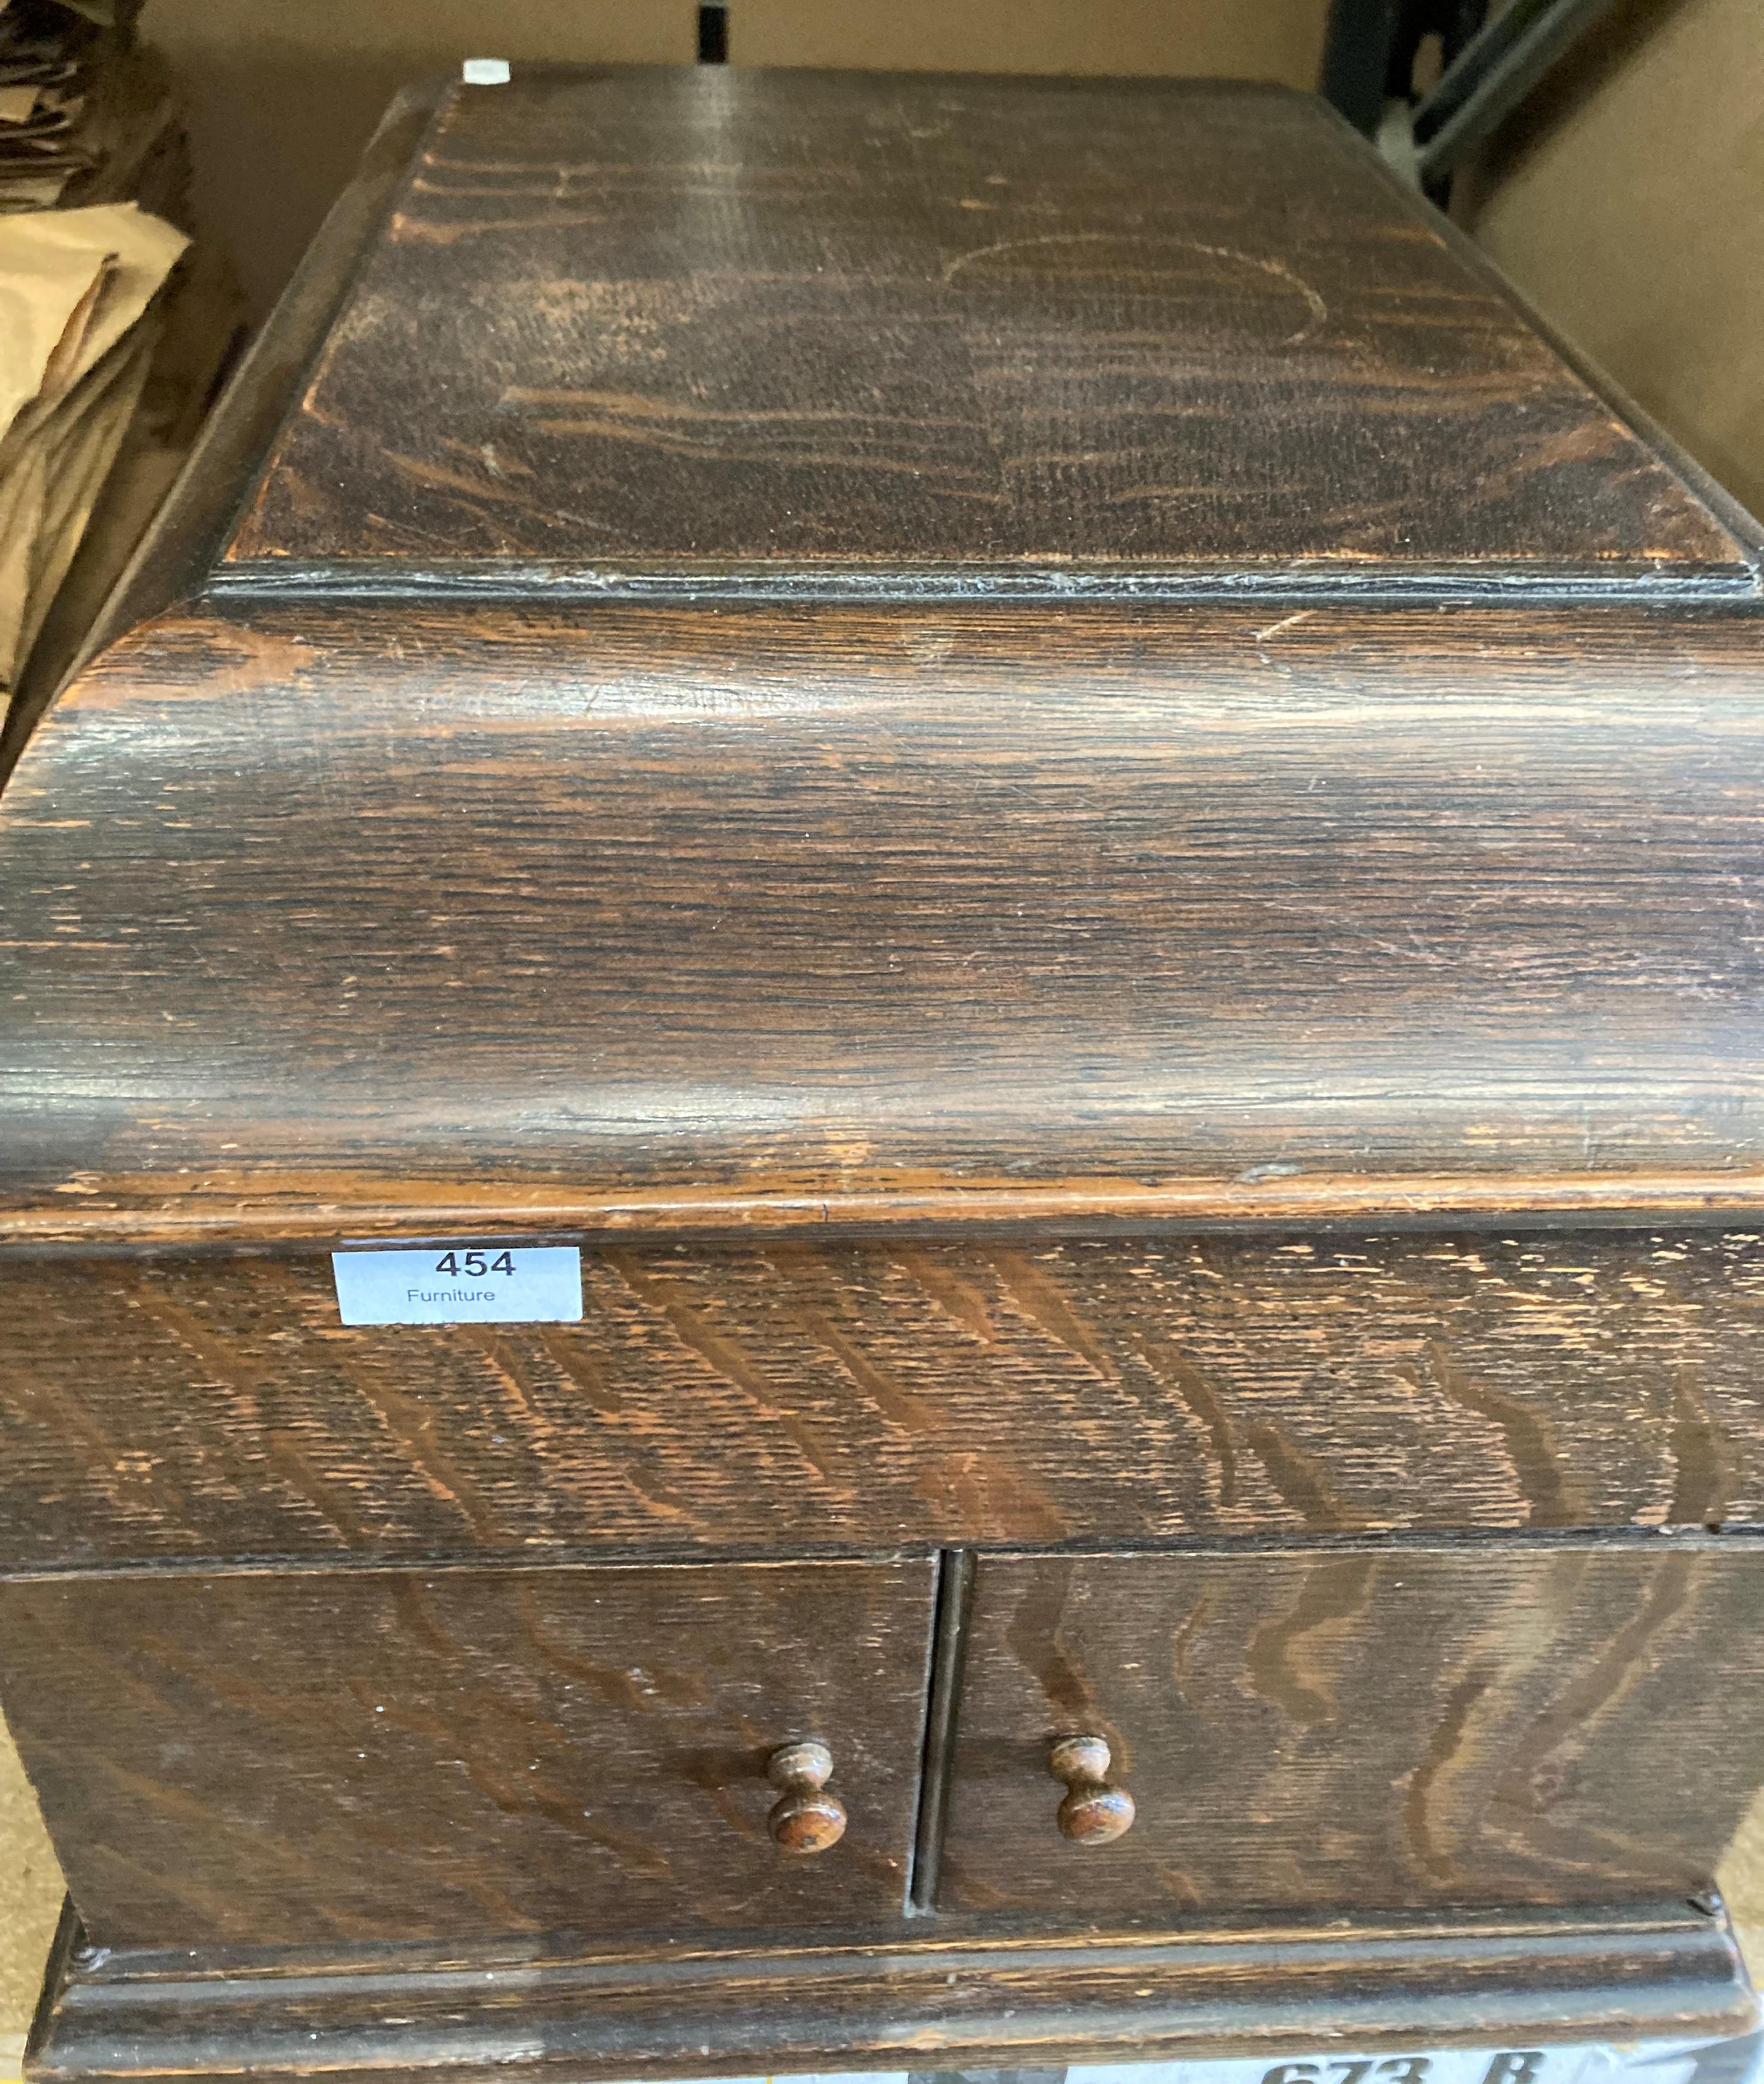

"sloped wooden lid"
[5,72,1764,1249]
[220,68,1753,590]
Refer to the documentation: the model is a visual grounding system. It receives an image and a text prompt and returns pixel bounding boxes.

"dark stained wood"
[4,71,1764,2084]
[2,1232,1761,1568]
[7,599,1764,1244]
[940,1540,1764,1916]
[27,1899,1762,2084]
[3,74,1761,1246]
[0,1558,936,1949]
[220,70,1747,583]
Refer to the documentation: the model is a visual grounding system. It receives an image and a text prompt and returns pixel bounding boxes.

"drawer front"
[939,1542,1764,1915]
[0,1558,935,1949]
[4,1232,1764,1568]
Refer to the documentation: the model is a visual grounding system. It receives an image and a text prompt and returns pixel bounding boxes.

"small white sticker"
[332,1245,582,1326]
[461,57,510,85]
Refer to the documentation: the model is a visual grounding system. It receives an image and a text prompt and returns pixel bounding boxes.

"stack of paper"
[0,0,174,217]
[0,200,187,702]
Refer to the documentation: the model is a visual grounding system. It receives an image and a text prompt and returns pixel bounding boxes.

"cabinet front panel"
[0,1558,935,1949]
[939,1543,1764,1915]
[4,1232,1763,1567]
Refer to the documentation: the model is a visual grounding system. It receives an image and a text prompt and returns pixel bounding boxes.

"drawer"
[938,1542,1764,1915]
[0,1557,935,1949]
[5,1233,1764,1568]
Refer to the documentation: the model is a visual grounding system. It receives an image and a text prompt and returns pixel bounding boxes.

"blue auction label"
[331,1245,583,1326]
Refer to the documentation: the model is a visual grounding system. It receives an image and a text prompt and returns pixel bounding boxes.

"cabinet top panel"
[219,67,1751,591]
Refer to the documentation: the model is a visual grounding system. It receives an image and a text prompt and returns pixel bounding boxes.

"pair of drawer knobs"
[766,1733,1135,1854]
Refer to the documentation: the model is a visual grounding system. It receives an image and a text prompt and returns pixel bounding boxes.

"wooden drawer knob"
[766,1739,847,1855]
[1049,1733,1135,1845]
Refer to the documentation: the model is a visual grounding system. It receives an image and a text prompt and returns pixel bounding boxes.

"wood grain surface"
[221,70,1746,582]
[940,1541,1764,1915]
[2,1232,1762,1568]
[5,71,1764,2084]
[0,1559,935,1949]
[27,1901,1760,2084]
[6,598,1764,1243]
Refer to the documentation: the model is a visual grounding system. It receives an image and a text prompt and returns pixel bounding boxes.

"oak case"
[4,63,1764,2084]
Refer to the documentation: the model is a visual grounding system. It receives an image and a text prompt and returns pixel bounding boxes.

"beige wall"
[1460,0,1764,523]
[139,0,1329,319]
[720,0,1325,78]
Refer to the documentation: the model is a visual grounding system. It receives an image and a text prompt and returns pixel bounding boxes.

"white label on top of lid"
[461,57,511,85]
[332,1244,582,1326]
